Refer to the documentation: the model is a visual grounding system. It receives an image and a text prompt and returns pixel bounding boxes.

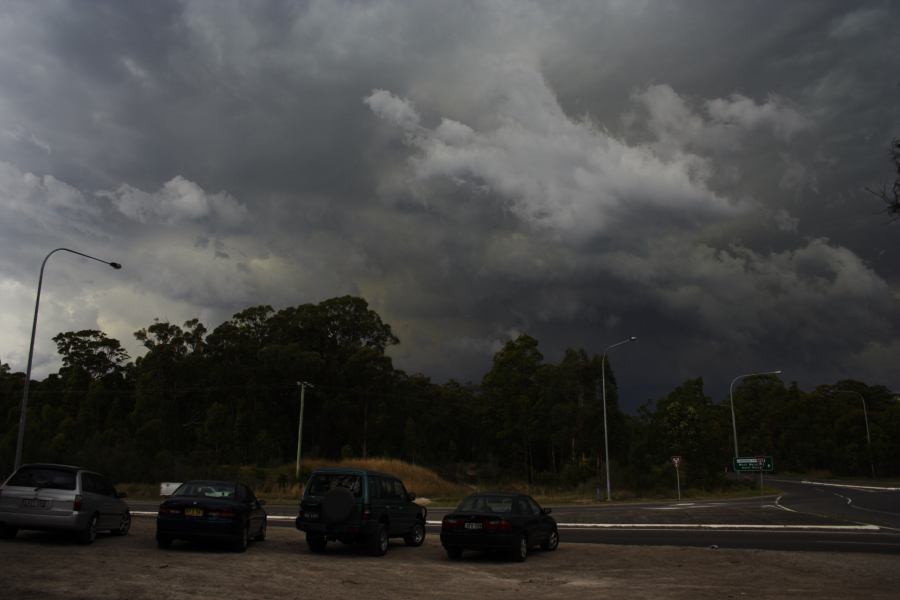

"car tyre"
[404,520,426,546]
[112,511,131,536]
[541,528,559,551]
[445,545,463,560]
[77,514,99,545]
[512,533,527,562]
[254,519,267,542]
[233,521,250,552]
[306,532,327,553]
[156,536,173,549]
[368,523,388,556]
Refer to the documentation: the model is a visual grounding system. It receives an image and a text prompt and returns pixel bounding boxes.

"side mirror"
[542,507,552,515]
[407,492,416,502]
[258,499,267,506]
[117,492,128,499]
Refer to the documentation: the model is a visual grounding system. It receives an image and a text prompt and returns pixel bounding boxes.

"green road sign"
[733,456,774,472]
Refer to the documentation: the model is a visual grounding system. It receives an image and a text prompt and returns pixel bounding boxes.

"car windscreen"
[172,482,236,499]
[6,467,76,490]
[457,495,514,514]
[306,473,362,497]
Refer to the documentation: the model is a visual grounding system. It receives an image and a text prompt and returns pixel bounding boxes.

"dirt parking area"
[1,518,897,599]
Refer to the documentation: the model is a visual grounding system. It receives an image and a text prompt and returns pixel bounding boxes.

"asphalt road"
[128,479,900,554]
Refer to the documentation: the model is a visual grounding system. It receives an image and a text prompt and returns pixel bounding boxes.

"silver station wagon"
[0,463,131,544]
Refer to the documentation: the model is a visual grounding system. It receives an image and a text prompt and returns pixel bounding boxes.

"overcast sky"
[1,0,898,410]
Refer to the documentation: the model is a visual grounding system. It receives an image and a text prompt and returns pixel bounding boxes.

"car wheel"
[404,520,426,546]
[77,514,99,545]
[306,532,327,553]
[445,546,463,560]
[156,536,173,549]
[541,528,559,551]
[233,521,250,552]
[112,512,131,536]
[254,519,267,542]
[0,524,18,539]
[512,533,527,562]
[368,523,388,556]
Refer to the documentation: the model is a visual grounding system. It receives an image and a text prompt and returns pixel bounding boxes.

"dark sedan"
[156,480,267,552]
[440,492,559,562]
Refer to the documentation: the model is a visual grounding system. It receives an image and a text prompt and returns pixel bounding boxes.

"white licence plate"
[22,498,49,509]
[465,522,482,530]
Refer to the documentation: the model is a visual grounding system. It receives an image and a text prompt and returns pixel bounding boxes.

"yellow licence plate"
[185,508,204,517]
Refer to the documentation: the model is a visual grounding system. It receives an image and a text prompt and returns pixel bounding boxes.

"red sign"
[671,456,682,467]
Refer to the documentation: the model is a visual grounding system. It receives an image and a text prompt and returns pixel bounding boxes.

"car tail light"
[207,509,236,518]
[442,516,463,529]
[297,508,304,520]
[362,504,371,520]
[158,506,182,516]
[484,518,512,532]
[73,495,83,512]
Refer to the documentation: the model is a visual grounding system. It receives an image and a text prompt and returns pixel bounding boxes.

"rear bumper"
[296,517,378,539]
[440,530,517,550]
[156,516,243,542]
[0,509,90,532]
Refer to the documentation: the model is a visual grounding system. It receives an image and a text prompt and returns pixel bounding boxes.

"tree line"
[2,295,899,492]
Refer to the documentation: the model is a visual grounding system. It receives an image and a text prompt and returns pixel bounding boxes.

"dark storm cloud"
[0,0,897,406]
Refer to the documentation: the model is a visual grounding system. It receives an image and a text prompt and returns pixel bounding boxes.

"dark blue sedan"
[440,492,559,562]
[156,480,267,552]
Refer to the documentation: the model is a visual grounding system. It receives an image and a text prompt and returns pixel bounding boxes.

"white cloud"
[364,89,421,132]
[633,84,811,150]
[365,67,744,240]
[100,176,248,227]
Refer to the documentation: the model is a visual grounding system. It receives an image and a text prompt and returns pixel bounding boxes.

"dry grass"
[119,458,469,502]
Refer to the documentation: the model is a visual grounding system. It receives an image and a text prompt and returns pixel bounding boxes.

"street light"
[600,336,637,502]
[13,248,122,471]
[835,390,875,479]
[295,381,314,480]
[728,369,782,459]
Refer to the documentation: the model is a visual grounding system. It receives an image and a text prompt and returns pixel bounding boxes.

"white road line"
[132,512,882,531]
[550,523,880,531]
[800,480,900,492]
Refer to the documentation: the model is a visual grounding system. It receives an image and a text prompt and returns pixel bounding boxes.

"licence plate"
[464,522,482,530]
[306,511,319,520]
[22,498,49,509]
[185,507,204,517]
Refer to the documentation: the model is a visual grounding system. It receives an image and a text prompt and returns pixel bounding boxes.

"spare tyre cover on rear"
[322,486,356,524]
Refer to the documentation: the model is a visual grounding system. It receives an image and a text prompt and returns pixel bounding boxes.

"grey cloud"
[0,0,898,402]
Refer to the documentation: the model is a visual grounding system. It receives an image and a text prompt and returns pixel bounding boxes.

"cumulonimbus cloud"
[364,69,749,240]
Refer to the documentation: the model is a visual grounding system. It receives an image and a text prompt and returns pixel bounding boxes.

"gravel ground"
[1,518,897,599]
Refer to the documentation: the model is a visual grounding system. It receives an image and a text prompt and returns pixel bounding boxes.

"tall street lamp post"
[295,381,314,481]
[13,248,121,471]
[836,390,875,479]
[728,369,782,459]
[601,336,637,502]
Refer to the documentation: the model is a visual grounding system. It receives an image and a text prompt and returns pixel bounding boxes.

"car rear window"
[306,473,362,497]
[172,482,236,499]
[6,467,76,490]
[457,495,514,514]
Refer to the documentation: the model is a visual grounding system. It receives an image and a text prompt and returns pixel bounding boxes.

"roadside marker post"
[756,455,766,505]
[671,456,682,501]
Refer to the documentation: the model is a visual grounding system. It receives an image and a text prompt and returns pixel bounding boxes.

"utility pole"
[296,381,313,481]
